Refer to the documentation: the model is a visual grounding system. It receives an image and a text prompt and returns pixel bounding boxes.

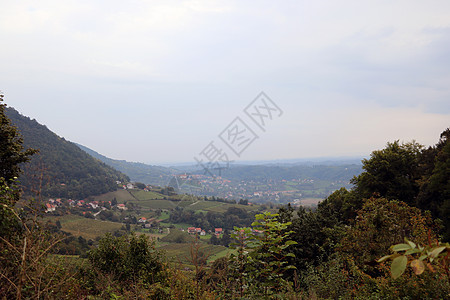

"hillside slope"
[76,143,176,186]
[6,107,129,199]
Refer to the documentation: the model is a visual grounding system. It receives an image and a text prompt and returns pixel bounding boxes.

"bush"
[86,233,166,290]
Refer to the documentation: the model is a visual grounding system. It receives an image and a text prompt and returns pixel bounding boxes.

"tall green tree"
[417,129,450,240]
[86,233,166,296]
[229,212,297,297]
[0,93,37,238]
[0,94,37,182]
[352,140,422,205]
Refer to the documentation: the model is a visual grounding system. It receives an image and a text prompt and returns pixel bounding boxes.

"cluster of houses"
[252,190,296,197]
[44,198,128,213]
[45,198,62,212]
[122,182,135,190]
[137,217,162,229]
[185,227,223,237]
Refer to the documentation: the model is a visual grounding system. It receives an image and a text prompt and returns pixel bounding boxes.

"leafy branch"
[378,238,450,281]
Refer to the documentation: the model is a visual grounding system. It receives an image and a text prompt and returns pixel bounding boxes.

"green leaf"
[392,243,411,252]
[285,265,297,270]
[377,254,394,263]
[391,255,407,279]
[419,254,427,261]
[429,246,446,259]
[406,239,416,249]
[404,248,421,255]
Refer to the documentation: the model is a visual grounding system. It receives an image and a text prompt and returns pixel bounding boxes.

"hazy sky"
[1,0,450,164]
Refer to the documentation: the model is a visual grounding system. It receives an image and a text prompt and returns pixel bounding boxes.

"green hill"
[76,143,177,186]
[5,107,129,199]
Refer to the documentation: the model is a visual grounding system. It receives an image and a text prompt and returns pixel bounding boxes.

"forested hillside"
[5,107,129,198]
[76,143,175,186]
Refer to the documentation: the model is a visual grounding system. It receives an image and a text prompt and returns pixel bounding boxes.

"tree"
[317,187,360,225]
[229,212,297,297]
[282,207,331,273]
[0,93,37,239]
[238,199,248,205]
[339,197,438,277]
[87,233,166,287]
[352,141,422,205]
[209,234,219,245]
[135,182,146,189]
[416,128,450,241]
[0,93,37,182]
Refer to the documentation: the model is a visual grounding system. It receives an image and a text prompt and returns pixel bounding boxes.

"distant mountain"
[217,164,362,182]
[171,160,362,182]
[169,161,362,203]
[76,144,177,187]
[5,107,129,199]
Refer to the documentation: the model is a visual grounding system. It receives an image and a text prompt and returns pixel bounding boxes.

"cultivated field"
[47,215,123,240]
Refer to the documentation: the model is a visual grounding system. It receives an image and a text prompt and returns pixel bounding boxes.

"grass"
[130,190,165,200]
[47,214,123,240]
[160,229,194,243]
[159,211,170,220]
[199,234,213,241]
[207,247,235,262]
[185,201,224,211]
[205,203,257,213]
[135,230,167,240]
[129,199,177,210]
[159,222,193,229]
[175,200,196,208]
[92,189,136,203]
[47,254,87,268]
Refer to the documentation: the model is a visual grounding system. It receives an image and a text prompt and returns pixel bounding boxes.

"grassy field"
[205,203,259,213]
[135,231,167,240]
[159,211,170,220]
[208,247,235,262]
[185,201,224,211]
[130,189,165,200]
[175,200,196,208]
[129,199,177,210]
[46,215,123,240]
[92,189,136,203]
[159,222,193,229]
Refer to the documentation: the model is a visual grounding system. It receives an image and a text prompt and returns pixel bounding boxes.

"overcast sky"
[1,0,450,164]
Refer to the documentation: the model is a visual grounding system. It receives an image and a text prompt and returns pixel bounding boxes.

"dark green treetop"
[0,93,37,182]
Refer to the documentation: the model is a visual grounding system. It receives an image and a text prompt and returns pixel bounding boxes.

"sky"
[1,0,450,164]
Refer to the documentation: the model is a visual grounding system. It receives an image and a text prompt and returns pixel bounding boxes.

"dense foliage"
[0,96,37,183]
[169,206,255,231]
[352,131,450,241]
